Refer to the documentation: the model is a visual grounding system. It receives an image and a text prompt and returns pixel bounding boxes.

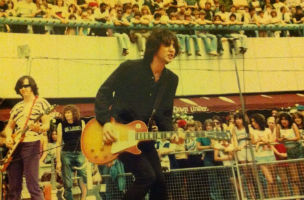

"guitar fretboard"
[135,130,231,141]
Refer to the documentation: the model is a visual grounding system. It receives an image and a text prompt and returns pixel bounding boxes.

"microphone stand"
[231,43,264,200]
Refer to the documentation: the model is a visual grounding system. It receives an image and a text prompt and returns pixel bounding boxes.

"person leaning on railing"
[197,118,225,200]
[250,113,279,198]
[276,112,303,197]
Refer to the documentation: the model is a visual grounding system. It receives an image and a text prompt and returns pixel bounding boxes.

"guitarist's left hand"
[170,128,185,144]
[29,122,42,133]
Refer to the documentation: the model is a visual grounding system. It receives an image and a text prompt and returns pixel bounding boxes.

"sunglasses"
[20,84,31,89]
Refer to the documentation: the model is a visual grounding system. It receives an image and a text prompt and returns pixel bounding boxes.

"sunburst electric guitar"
[81,118,231,165]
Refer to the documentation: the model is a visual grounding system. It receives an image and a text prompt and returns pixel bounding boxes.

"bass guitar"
[0,104,57,172]
[81,118,231,165]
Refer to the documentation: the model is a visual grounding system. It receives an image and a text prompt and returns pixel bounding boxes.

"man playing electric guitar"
[95,29,180,200]
[3,76,51,200]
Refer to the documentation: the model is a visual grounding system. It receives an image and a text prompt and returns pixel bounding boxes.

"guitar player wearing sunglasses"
[93,29,180,200]
[3,76,51,200]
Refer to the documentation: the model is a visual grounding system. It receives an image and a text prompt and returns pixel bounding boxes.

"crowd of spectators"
[2,103,304,198]
[0,0,304,55]
[154,108,304,199]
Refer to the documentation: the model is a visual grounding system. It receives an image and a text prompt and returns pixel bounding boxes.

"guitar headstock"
[45,104,57,115]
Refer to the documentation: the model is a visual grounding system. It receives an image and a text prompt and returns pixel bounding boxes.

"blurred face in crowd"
[213,119,221,129]
[267,117,275,129]
[180,5,186,13]
[100,4,106,12]
[291,7,296,14]
[235,117,243,127]
[294,115,302,126]
[57,0,63,6]
[0,0,5,6]
[200,13,205,20]
[250,9,256,16]
[142,7,149,15]
[229,117,234,125]
[214,15,221,21]
[272,109,278,117]
[205,3,211,10]
[220,5,225,12]
[205,123,213,131]
[135,13,141,20]
[51,131,58,141]
[125,7,132,14]
[185,15,191,21]
[230,15,236,22]
[271,11,277,17]
[170,13,177,20]
[196,123,203,131]
[280,117,289,128]
[251,118,260,130]
[8,1,13,9]
[194,12,199,19]
[266,5,272,12]
[259,11,264,17]
[230,6,236,13]
[116,9,123,18]
[296,7,303,14]
[132,5,139,13]
[64,110,74,123]
[187,124,195,131]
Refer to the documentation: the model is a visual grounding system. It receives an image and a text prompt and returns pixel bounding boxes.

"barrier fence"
[98,158,304,200]
[2,145,304,199]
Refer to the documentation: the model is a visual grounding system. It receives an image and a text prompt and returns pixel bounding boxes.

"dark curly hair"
[250,113,266,130]
[62,104,81,123]
[15,75,39,96]
[278,112,293,129]
[143,29,179,64]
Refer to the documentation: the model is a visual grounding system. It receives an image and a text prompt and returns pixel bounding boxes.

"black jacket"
[95,59,178,131]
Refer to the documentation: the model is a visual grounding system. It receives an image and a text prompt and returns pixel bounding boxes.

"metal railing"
[0,17,304,32]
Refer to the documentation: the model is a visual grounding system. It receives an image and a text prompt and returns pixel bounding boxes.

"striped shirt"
[10,97,51,142]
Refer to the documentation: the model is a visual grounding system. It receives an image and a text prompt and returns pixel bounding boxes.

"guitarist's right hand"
[56,161,62,174]
[5,136,14,149]
[103,122,117,144]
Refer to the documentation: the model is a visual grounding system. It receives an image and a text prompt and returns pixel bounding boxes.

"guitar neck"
[50,156,57,190]
[135,130,231,141]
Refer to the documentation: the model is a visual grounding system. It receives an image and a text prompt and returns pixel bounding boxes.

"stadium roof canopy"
[1,93,304,121]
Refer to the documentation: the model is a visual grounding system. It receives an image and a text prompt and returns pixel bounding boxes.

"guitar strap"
[147,72,168,131]
[22,96,38,132]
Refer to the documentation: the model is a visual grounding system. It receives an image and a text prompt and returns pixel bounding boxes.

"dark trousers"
[7,140,44,200]
[119,141,168,200]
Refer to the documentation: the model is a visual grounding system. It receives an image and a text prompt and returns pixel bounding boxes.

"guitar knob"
[90,149,95,153]
[135,123,141,129]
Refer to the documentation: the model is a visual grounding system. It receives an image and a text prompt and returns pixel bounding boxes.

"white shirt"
[15,0,36,17]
